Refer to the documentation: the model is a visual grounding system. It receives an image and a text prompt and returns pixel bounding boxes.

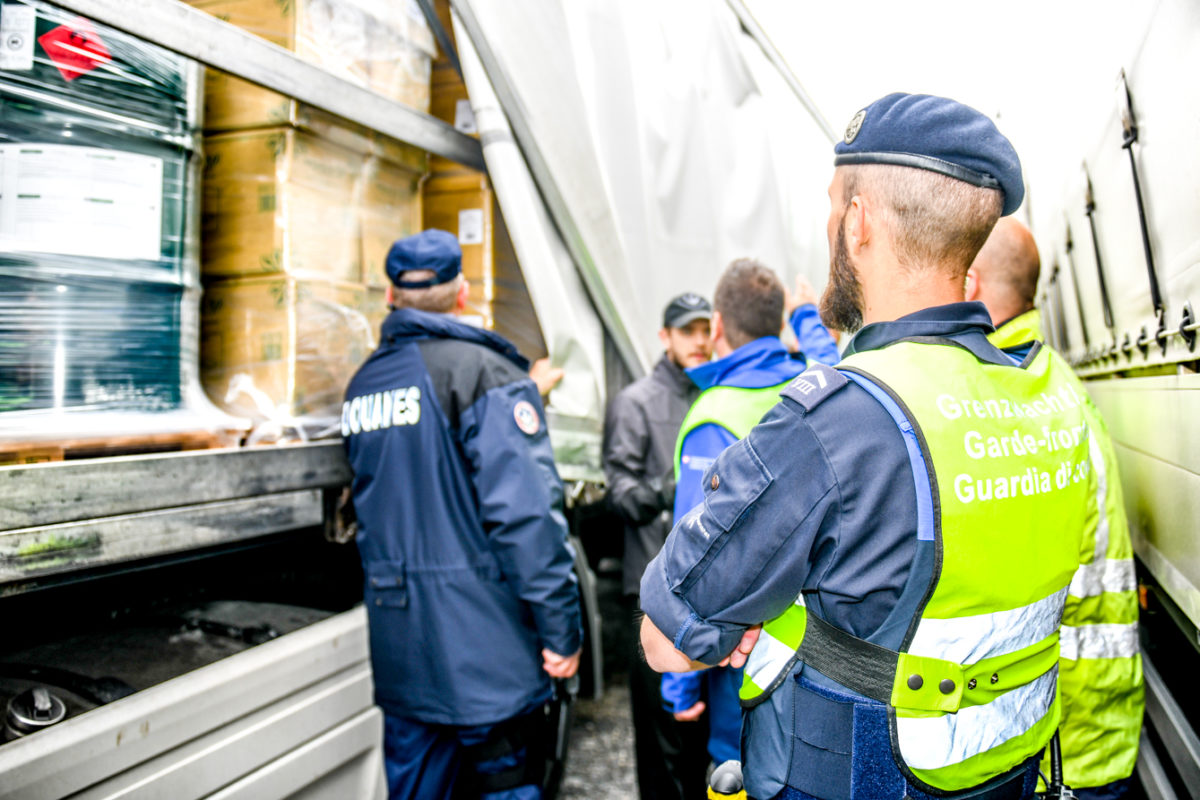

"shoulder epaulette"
[780,362,848,411]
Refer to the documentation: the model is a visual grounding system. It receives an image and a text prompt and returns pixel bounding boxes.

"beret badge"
[844,109,866,144]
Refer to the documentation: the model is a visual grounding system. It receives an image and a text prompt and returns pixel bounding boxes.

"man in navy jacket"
[343,229,582,799]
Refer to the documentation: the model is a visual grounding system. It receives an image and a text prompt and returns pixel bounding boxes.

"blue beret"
[834,93,1024,216]
[385,229,462,288]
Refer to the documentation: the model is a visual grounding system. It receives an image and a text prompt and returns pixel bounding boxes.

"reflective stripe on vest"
[1059,623,1140,661]
[897,665,1059,770]
[751,339,1093,793]
[990,312,1145,789]
[906,586,1067,664]
[673,380,792,479]
[741,594,806,700]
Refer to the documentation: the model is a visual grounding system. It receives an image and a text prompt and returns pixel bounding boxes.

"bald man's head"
[967,217,1041,325]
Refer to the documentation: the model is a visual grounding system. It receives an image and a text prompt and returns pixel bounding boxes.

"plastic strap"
[798,612,899,704]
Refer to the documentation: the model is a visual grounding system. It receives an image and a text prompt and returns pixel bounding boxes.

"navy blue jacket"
[343,308,582,726]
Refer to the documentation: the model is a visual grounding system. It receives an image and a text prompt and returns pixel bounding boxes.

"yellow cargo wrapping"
[202,127,363,282]
[201,276,372,420]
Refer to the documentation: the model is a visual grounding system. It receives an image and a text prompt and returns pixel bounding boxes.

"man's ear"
[710,310,725,346]
[385,284,394,307]
[964,266,981,302]
[845,195,870,255]
[455,277,470,311]
[657,328,671,349]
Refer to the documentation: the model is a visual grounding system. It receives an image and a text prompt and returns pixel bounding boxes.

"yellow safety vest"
[991,309,1144,789]
[673,380,793,480]
[742,339,1096,793]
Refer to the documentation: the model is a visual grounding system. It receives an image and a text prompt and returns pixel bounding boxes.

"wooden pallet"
[0,429,242,467]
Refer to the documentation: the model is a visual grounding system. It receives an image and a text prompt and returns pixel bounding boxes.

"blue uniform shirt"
[642,303,1004,798]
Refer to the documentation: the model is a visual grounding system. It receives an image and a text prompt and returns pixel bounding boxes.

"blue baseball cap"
[833,93,1024,216]
[386,229,462,288]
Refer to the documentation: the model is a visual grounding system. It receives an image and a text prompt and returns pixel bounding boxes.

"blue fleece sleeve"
[790,304,840,365]
[673,422,738,523]
[460,379,582,657]
[661,671,703,714]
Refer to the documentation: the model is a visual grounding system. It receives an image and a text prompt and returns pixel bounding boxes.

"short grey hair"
[841,164,1003,277]
[391,270,463,313]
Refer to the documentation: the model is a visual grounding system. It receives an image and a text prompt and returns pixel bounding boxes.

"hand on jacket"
[719,625,762,669]
[542,647,582,679]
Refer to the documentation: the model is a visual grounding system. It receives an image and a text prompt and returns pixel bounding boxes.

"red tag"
[38,18,111,82]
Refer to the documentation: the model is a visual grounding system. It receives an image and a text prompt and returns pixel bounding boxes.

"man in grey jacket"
[603,292,713,800]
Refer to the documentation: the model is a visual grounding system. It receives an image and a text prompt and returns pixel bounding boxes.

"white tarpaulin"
[452,0,835,378]
[454,14,608,480]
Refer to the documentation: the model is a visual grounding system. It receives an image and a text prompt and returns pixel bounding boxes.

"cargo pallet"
[0,428,242,466]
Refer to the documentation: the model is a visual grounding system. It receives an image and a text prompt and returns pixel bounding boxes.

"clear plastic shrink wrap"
[198,115,425,435]
[186,0,435,125]
[0,0,241,459]
[191,0,541,436]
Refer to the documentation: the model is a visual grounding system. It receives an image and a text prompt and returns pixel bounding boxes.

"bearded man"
[639,93,1098,800]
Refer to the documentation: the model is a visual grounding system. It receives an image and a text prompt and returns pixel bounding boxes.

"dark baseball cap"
[834,93,1024,216]
[662,293,712,329]
[386,229,462,288]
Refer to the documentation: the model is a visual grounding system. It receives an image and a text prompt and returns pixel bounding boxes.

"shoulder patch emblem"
[513,400,540,435]
[781,362,848,411]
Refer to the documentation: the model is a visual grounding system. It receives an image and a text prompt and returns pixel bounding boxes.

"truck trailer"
[2,0,1199,798]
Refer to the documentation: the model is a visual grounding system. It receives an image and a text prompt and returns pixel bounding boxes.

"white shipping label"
[0,3,36,71]
[0,144,164,261]
[454,99,477,135]
[458,208,484,245]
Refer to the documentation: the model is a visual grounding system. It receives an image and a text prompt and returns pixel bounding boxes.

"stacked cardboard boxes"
[422,0,546,358]
[190,0,430,423]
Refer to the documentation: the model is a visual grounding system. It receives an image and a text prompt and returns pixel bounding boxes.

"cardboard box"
[202,127,363,282]
[421,170,545,355]
[187,0,370,86]
[423,170,494,326]
[427,59,477,176]
[361,156,424,288]
[202,73,428,170]
[190,0,434,124]
[201,275,371,419]
[491,205,546,361]
[363,285,389,343]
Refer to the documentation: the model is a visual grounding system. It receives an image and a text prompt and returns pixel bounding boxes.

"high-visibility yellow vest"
[741,339,1096,793]
[991,309,1144,789]
[673,380,792,480]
